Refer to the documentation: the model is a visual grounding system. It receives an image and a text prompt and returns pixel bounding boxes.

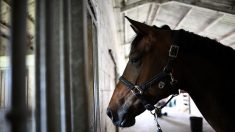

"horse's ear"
[125,16,150,35]
[130,25,141,34]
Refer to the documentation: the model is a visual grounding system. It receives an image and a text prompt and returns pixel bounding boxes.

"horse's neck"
[176,33,235,131]
[179,55,235,131]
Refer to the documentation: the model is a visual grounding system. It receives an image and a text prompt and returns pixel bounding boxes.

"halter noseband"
[119,43,180,111]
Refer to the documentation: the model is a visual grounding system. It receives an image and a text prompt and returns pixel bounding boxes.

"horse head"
[107,17,182,127]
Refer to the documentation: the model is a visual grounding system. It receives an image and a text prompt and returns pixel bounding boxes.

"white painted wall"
[94,0,126,131]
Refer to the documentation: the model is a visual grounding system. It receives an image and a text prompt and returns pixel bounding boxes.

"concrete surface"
[119,108,215,132]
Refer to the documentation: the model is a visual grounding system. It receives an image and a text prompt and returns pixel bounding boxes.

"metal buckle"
[169,45,179,58]
[158,81,165,89]
[131,85,143,95]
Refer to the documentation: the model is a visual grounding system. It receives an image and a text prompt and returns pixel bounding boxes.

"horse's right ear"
[125,16,150,35]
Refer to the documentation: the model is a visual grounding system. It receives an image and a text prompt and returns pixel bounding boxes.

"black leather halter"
[119,37,180,111]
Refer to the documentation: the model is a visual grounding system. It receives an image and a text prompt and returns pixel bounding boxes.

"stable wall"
[94,0,125,131]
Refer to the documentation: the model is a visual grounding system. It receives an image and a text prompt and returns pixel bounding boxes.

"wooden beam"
[120,0,235,14]
[145,3,153,24]
[198,14,224,35]
[146,3,160,25]
[186,1,235,15]
[169,0,235,15]
[174,7,192,29]
[218,30,235,41]
[150,5,161,25]
[121,0,165,12]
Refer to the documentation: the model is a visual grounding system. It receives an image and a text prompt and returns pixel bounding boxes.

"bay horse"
[107,16,235,132]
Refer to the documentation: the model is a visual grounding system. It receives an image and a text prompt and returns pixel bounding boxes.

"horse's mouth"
[114,115,136,127]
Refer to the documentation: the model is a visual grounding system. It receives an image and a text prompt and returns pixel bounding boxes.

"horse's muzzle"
[106,107,135,127]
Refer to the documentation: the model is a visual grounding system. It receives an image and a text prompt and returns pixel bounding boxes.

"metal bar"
[69,0,89,131]
[36,0,65,131]
[35,0,47,131]
[36,0,69,131]
[58,0,66,131]
[7,0,27,132]
[92,23,101,132]
[63,0,72,131]
[45,0,62,131]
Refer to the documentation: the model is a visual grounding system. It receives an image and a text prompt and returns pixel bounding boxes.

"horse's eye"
[130,56,141,64]
[130,58,139,63]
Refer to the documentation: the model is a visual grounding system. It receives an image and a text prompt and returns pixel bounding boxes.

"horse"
[107,16,235,132]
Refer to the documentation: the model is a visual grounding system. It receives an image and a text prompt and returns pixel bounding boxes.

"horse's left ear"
[130,25,141,34]
[125,16,151,35]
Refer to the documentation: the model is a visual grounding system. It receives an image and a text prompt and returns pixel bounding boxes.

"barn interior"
[0,0,235,132]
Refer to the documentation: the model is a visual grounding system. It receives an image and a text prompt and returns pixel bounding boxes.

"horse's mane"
[177,29,235,65]
[129,27,235,66]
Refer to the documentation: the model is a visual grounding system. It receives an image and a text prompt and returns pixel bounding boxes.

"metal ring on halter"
[131,85,143,95]
[158,81,165,89]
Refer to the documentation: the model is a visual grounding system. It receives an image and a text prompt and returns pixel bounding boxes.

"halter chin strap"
[119,42,180,111]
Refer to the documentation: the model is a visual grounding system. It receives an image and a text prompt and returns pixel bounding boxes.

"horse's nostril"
[106,108,113,120]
